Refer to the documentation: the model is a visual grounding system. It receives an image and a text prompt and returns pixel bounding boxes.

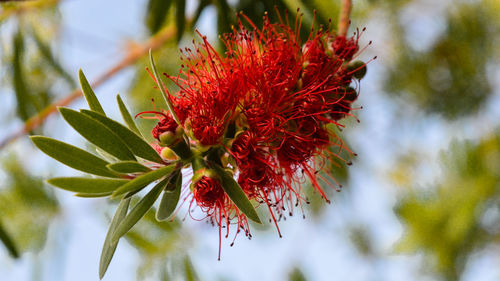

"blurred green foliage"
[123,206,191,279]
[0,155,59,255]
[289,267,308,281]
[385,0,500,119]
[396,133,500,280]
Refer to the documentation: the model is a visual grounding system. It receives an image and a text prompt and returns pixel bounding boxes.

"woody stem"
[338,0,352,37]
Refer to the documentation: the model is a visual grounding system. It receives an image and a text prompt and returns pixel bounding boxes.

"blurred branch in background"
[338,0,351,37]
[0,25,176,150]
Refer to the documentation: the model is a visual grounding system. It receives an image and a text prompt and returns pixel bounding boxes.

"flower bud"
[346,60,367,79]
[160,147,179,161]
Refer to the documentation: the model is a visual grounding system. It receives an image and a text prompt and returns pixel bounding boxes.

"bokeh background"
[0,0,499,280]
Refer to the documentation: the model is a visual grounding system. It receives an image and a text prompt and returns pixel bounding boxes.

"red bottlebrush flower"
[230,132,281,196]
[152,114,178,141]
[330,35,359,61]
[191,173,250,259]
[147,10,370,254]
[167,34,242,146]
[192,175,225,209]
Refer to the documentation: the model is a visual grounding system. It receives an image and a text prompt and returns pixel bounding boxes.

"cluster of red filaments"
[145,10,373,256]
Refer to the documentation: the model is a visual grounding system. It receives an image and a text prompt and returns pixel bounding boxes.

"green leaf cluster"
[31,69,262,278]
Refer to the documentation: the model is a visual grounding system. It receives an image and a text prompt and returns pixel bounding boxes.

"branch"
[338,0,352,37]
[0,26,176,150]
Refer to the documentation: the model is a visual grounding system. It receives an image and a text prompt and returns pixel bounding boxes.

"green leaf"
[111,165,176,198]
[183,256,198,281]
[175,0,186,42]
[48,177,128,194]
[156,171,182,221]
[31,136,118,178]
[149,50,180,125]
[0,220,19,258]
[107,161,151,174]
[81,110,164,164]
[111,178,168,242]
[12,30,32,121]
[116,94,142,136]
[215,0,232,35]
[58,107,135,161]
[99,198,130,279]
[211,164,262,224]
[32,30,76,88]
[75,192,113,198]
[192,0,210,27]
[146,0,173,34]
[78,69,105,115]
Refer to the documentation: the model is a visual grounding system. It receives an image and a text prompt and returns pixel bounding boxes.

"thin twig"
[338,0,352,37]
[0,26,176,150]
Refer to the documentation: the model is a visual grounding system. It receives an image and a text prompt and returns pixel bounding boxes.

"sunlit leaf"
[149,50,180,125]
[78,69,106,115]
[116,94,142,136]
[111,164,176,198]
[31,136,118,178]
[58,107,136,161]
[48,177,128,194]
[99,198,131,279]
[211,163,262,224]
[74,192,113,198]
[81,109,164,163]
[107,161,151,174]
[111,178,169,243]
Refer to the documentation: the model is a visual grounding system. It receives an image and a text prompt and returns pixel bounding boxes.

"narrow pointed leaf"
[82,110,164,164]
[33,31,75,88]
[48,177,128,194]
[215,0,231,35]
[12,31,32,121]
[58,107,135,161]
[0,220,19,258]
[111,165,175,198]
[75,192,113,198]
[175,0,186,41]
[31,136,118,178]
[111,178,168,242]
[183,256,198,281]
[99,198,130,279]
[149,50,180,125]
[156,171,182,221]
[211,164,262,224]
[146,0,173,34]
[107,161,151,174]
[79,69,105,115]
[192,0,210,27]
[116,94,142,136]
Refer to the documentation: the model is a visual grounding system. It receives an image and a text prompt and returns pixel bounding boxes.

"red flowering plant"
[31,9,371,278]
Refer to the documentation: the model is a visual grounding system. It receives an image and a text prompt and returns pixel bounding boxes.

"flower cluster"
[146,12,370,256]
